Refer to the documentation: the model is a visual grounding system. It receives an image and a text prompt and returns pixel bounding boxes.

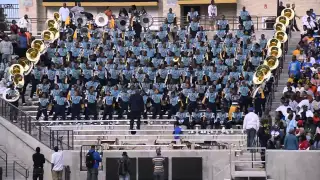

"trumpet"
[77,49,84,62]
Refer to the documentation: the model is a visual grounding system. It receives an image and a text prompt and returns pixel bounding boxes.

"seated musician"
[175,108,190,129]
[243,16,254,36]
[191,108,206,132]
[232,107,244,125]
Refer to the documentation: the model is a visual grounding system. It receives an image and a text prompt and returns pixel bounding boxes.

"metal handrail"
[12,161,29,180]
[0,97,74,150]
[0,148,7,177]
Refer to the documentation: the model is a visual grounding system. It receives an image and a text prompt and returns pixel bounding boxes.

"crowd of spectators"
[274,7,320,150]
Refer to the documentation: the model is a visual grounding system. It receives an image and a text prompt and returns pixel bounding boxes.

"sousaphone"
[26,48,41,63]
[48,27,60,40]
[12,74,25,88]
[117,16,128,31]
[95,13,109,27]
[65,28,74,37]
[76,15,88,27]
[18,57,34,75]
[31,39,47,54]
[267,38,281,48]
[263,56,279,70]
[273,22,286,32]
[267,46,283,58]
[9,64,24,75]
[276,16,289,26]
[281,8,295,20]
[274,30,288,43]
[253,65,271,85]
[2,88,20,102]
[46,19,59,29]
[41,30,55,43]
[140,14,153,28]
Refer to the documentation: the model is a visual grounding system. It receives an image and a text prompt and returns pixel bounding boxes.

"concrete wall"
[0,117,53,180]
[266,150,320,180]
[63,150,231,180]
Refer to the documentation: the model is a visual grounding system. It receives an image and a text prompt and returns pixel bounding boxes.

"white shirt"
[295,87,305,94]
[51,151,64,171]
[59,7,70,21]
[243,112,260,131]
[208,5,217,17]
[304,21,316,30]
[298,99,311,110]
[302,15,310,24]
[17,17,31,31]
[283,86,296,94]
[276,105,291,116]
[298,110,314,117]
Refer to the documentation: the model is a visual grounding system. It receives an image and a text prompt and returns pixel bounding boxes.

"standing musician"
[70,90,82,120]
[30,64,44,101]
[36,93,49,121]
[102,91,116,120]
[85,86,98,120]
[52,92,67,120]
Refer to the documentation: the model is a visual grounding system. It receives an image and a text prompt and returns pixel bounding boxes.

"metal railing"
[0,149,7,177]
[0,97,74,150]
[12,161,29,180]
[63,165,71,180]
[49,130,74,150]
[80,145,103,171]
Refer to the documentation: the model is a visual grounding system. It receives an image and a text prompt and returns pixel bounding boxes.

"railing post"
[49,129,52,150]
[39,124,42,141]
[28,116,31,135]
[67,131,70,150]
[256,16,259,30]
[13,161,15,180]
[5,154,7,177]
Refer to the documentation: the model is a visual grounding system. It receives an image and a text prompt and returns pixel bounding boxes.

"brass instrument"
[117,16,128,31]
[18,57,33,75]
[12,74,25,88]
[76,15,88,27]
[252,65,271,85]
[267,46,282,58]
[9,64,24,75]
[140,14,153,28]
[2,88,20,102]
[273,22,286,32]
[41,30,55,43]
[276,16,289,26]
[53,12,61,22]
[80,27,89,37]
[263,56,279,70]
[266,38,281,48]
[95,13,109,27]
[274,30,288,43]
[31,39,46,54]
[77,48,84,62]
[26,48,41,63]
[173,56,180,63]
[65,28,74,37]
[46,19,59,29]
[281,8,295,20]
[48,27,60,40]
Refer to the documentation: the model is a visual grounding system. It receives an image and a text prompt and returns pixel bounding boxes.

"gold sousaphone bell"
[46,19,59,29]
[276,16,289,26]
[41,30,55,42]
[31,39,46,54]
[12,74,25,88]
[274,30,288,43]
[47,27,60,40]
[53,12,61,21]
[263,56,279,70]
[26,48,41,63]
[273,22,286,32]
[18,57,34,75]
[281,8,295,20]
[267,38,281,48]
[267,46,283,58]
[253,65,271,85]
[9,64,24,75]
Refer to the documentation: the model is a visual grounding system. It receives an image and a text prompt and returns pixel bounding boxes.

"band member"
[191,108,205,130]
[187,8,199,23]
[30,64,43,100]
[151,89,162,119]
[70,91,82,120]
[128,90,144,130]
[36,93,49,121]
[186,87,199,115]
[203,108,215,130]
[7,84,19,122]
[189,18,200,38]
[217,15,229,33]
[168,92,179,119]
[85,86,98,120]
[102,91,115,120]
[175,108,190,129]
[117,88,130,119]
[167,8,176,25]
[52,92,67,120]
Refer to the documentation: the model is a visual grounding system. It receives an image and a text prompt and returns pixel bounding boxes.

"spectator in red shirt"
[299,134,310,150]
[10,20,19,34]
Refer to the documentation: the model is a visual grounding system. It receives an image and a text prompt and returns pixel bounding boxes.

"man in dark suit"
[128,90,144,130]
[277,1,285,17]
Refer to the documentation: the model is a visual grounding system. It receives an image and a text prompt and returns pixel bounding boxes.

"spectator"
[311,133,320,150]
[17,14,31,32]
[208,0,217,30]
[291,4,300,32]
[32,147,45,180]
[303,17,316,31]
[284,129,299,150]
[0,36,13,63]
[17,29,28,58]
[299,134,310,150]
[277,1,285,17]
[51,146,64,180]
[243,107,260,148]
[86,145,102,180]
[152,148,165,180]
[118,152,130,180]
[288,55,301,79]
[59,3,70,28]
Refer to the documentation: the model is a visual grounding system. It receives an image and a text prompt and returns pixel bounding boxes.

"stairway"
[0,146,30,180]
[270,32,301,116]
[230,148,273,180]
